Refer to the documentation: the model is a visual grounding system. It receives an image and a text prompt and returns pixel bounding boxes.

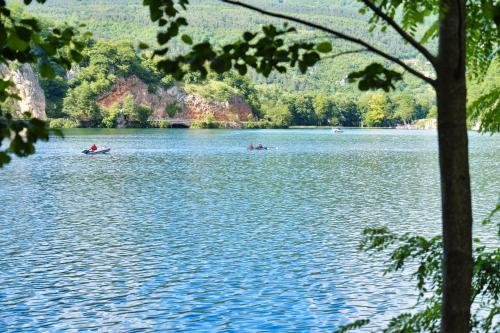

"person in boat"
[89,144,97,152]
[256,144,264,150]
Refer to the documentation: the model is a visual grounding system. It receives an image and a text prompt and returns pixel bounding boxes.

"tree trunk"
[436,1,472,332]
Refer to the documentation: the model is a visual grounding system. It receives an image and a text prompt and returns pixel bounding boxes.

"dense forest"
[36,39,436,128]
[5,0,494,128]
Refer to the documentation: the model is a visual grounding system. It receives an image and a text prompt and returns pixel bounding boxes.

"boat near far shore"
[81,148,111,155]
[332,127,343,133]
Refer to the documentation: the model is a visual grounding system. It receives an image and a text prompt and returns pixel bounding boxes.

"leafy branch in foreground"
[155,24,326,80]
[144,0,413,91]
[336,202,500,333]
[468,87,500,133]
[0,0,88,168]
[334,319,371,333]
[0,110,62,167]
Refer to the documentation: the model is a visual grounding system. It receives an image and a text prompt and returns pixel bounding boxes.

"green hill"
[9,0,440,128]
[26,0,433,92]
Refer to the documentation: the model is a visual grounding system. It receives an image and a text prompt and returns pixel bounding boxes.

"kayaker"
[257,144,264,150]
[89,144,97,151]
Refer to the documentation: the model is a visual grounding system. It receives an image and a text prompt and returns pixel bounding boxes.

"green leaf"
[50,128,64,138]
[235,63,247,75]
[334,319,370,333]
[348,63,402,92]
[70,49,83,63]
[7,33,29,51]
[181,34,193,45]
[420,20,439,44]
[157,32,170,45]
[39,61,56,79]
[0,151,11,167]
[20,18,40,30]
[15,26,33,42]
[243,32,256,41]
[316,42,332,53]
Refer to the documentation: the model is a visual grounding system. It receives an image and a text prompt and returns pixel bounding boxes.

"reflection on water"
[0,129,498,332]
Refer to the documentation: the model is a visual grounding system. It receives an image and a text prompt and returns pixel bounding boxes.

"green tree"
[0,1,497,330]
[414,93,434,120]
[220,71,261,116]
[427,106,438,119]
[61,40,168,125]
[122,94,135,118]
[121,94,152,126]
[135,104,152,126]
[313,94,336,126]
[144,1,498,331]
[286,93,317,125]
[392,92,417,125]
[262,103,293,127]
[101,102,120,128]
[62,81,100,123]
[334,94,361,127]
[360,92,388,127]
[467,60,500,132]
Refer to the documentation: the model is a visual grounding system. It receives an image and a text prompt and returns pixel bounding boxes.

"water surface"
[1,129,498,332]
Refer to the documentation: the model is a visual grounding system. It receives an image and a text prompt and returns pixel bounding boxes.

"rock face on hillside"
[181,94,254,122]
[96,76,254,122]
[0,64,46,119]
[97,76,177,116]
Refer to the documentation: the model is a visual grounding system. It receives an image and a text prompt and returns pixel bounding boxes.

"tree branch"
[323,48,368,60]
[360,0,437,66]
[219,0,436,86]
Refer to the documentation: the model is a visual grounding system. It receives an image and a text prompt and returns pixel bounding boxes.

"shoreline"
[49,120,440,130]
[51,125,439,130]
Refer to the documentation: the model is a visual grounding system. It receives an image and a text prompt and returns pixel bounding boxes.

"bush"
[49,118,80,128]
[190,120,223,128]
[134,104,152,126]
[101,98,153,128]
[155,120,170,128]
[262,103,293,127]
[242,121,287,129]
[184,81,238,102]
[101,104,120,128]
[165,103,180,118]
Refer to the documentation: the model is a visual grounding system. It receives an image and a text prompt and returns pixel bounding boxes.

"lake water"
[0,129,498,332]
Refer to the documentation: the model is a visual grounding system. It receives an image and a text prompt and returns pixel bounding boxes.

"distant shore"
[49,119,439,130]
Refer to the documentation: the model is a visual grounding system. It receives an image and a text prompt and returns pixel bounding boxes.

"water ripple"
[0,129,498,332]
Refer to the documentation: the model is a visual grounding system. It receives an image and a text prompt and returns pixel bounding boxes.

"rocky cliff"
[97,76,254,122]
[0,64,46,119]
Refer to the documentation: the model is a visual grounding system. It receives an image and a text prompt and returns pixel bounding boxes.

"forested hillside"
[28,0,433,92]
[7,0,445,127]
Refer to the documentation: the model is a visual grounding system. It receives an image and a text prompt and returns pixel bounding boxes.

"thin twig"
[323,48,368,60]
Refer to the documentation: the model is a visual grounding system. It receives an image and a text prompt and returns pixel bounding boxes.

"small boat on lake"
[332,127,343,133]
[248,144,268,150]
[81,148,111,155]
